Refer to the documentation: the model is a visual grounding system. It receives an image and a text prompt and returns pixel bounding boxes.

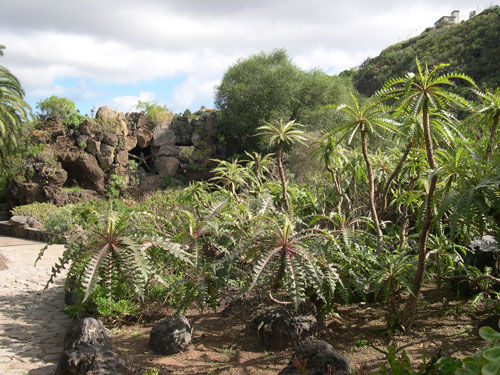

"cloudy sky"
[1,0,496,115]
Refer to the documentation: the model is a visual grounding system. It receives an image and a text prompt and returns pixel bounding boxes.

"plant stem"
[361,128,383,254]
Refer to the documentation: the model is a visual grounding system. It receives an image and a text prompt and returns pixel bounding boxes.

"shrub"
[11,202,58,223]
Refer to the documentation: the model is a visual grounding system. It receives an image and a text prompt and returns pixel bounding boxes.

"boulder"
[466,236,499,273]
[9,160,68,205]
[56,342,126,375]
[63,317,110,351]
[56,318,126,375]
[52,189,101,206]
[96,106,129,136]
[158,145,180,157]
[149,315,192,355]
[125,135,138,151]
[55,135,76,151]
[127,112,154,130]
[102,132,119,147]
[51,163,69,186]
[86,138,101,156]
[9,216,29,227]
[79,118,99,138]
[27,217,43,229]
[171,116,194,146]
[136,127,154,148]
[452,236,500,297]
[278,340,349,375]
[250,308,318,350]
[77,135,89,149]
[152,123,175,148]
[97,143,115,171]
[191,132,202,147]
[114,150,129,166]
[156,156,180,178]
[60,151,105,192]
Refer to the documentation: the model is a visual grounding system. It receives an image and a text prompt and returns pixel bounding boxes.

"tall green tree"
[214,49,354,154]
[257,119,307,212]
[215,49,303,153]
[328,94,396,253]
[379,58,475,328]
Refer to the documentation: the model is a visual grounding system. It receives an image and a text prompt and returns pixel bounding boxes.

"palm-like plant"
[257,119,307,212]
[378,58,475,328]
[474,88,500,161]
[328,93,397,253]
[167,199,230,311]
[313,135,351,213]
[247,214,337,310]
[0,63,31,156]
[37,209,192,303]
[243,151,274,190]
[381,107,464,210]
[210,158,248,201]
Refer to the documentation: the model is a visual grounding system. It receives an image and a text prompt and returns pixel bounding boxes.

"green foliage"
[11,202,58,223]
[36,95,84,129]
[37,208,191,304]
[247,214,338,310]
[366,322,500,375]
[135,100,170,125]
[107,174,126,198]
[257,119,308,211]
[353,6,500,96]
[215,49,353,153]
[0,57,32,175]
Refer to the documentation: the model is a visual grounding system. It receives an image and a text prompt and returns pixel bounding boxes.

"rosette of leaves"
[246,214,339,310]
[37,209,191,303]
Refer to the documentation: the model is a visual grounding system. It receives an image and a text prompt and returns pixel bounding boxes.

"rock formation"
[9,107,219,206]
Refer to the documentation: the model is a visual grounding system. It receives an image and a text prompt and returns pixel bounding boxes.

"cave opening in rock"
[129,145,154,173]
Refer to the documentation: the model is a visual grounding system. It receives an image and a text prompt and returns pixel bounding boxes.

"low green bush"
[11,202,58,223]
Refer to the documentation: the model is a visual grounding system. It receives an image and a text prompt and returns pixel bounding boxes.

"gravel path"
[0,236,70,375]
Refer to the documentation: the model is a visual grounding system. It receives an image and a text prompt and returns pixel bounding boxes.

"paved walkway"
[0,236,70,375]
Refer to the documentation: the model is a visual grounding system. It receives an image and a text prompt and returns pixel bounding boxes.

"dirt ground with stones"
[111,286,489,375]
[0,234,493,375]
[0,236,70,375]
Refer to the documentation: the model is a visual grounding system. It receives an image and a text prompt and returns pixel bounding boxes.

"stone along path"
[0,236,70,375]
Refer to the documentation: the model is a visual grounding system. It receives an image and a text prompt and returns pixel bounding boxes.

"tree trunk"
[382,139,414,210]
[256,155,263,188]
[277,143,290,212]
[360,129,383,254]
[325,161,350,213]
[398,169,419,251]
[401,100,437,329]
[486,112,499,161]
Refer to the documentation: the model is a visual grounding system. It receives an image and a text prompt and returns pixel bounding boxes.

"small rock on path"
[0,236,70,375]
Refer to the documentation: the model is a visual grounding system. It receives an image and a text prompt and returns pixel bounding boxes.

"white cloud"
[104,91,157,113]
[0,0,498,112]
[171,76,220,111]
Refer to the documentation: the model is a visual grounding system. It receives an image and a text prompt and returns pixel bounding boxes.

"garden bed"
[110,285,487,375]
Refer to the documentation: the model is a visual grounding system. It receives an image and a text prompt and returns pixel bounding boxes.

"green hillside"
[352,6,500,96]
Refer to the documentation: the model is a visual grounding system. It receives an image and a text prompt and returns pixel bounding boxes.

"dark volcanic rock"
[251,308,318,350]
[149,315,192,355]
[278,340,349,375]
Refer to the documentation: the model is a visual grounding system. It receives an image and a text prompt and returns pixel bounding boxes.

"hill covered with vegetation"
[352,6,500,96]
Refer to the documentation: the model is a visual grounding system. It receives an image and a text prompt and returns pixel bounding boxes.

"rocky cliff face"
[9,107,219,206]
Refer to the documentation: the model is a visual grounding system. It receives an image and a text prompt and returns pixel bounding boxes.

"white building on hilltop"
[434,10,460,26]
